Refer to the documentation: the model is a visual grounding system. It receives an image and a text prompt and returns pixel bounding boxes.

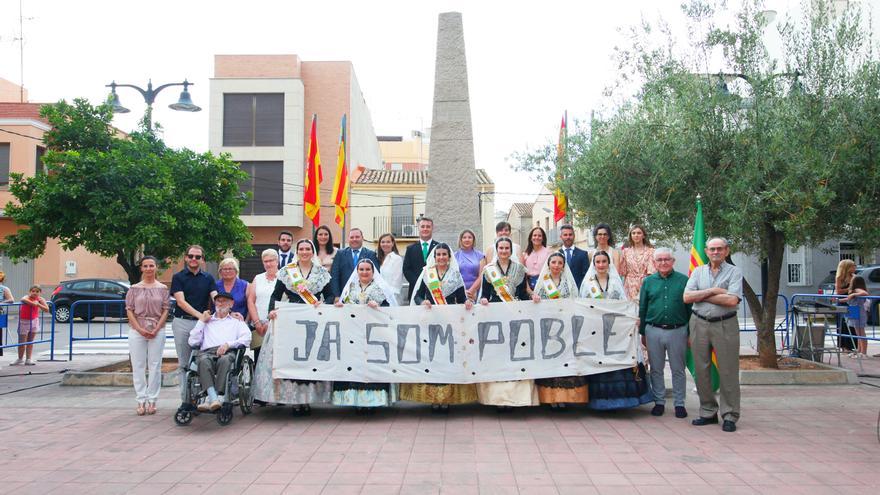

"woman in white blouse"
[377,233,405,304]
[246,249,278,366]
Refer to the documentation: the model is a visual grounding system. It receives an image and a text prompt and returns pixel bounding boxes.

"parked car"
[50,279,177,323]
[818,265,880,295]
[817,265,880,324]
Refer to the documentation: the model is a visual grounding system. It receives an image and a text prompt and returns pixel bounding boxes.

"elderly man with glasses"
[683,237,744,432]
[638,248,691,418]
[171,245,218,415]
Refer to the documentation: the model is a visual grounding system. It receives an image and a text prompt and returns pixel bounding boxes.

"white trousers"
[128,328,166,403]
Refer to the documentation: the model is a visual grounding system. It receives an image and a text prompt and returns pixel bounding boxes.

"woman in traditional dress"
[454,229,485,302]
[530,252,588,409]
[579,251,652,410]
[377,233,405,304]
[618,225,656,300]
[313,225,337,271]
[401,243,478,412]
[333,259,399,414]
[477,237,540,411]
[592,223,621,274]
[521,226,551,295]
[255,239,333,416]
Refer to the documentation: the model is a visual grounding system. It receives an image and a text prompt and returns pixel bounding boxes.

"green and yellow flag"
[685,196,720,391]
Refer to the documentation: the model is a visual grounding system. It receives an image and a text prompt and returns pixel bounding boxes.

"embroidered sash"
[426,267,447,305]
[486,266,515,302]
[540,273,561,299]
[288,264,317,304]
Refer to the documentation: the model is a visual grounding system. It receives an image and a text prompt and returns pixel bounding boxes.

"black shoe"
[691,415,718,426]
[675,406,688,419]
[302,404,312,416]
[722,420,737,432]
[179,402,196,413]
[650,404,665,416]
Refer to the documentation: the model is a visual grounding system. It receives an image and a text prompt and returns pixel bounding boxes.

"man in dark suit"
[330,227,379,302]
[402,217,438,300]
[276,230,294,267]
[559,224,590,290]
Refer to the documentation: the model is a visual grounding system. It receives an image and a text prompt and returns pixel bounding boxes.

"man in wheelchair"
[187,291,251,412]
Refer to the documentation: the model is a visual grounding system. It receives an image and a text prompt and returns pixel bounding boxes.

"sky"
[1,0,875,213]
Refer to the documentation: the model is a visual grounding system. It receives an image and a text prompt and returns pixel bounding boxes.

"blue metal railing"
[1,301,57,361]
[789,293,880,351]
[738,294,791,350]
[67,299,173,360]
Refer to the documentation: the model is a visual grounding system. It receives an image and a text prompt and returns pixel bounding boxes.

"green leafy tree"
[0,98,254,284]
[516,0,880,368]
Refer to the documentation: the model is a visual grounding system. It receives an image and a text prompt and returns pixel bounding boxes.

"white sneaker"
[25,359,36,366]
[10,359,24,366]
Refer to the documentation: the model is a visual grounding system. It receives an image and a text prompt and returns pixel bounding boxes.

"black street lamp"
[105,79,201,130]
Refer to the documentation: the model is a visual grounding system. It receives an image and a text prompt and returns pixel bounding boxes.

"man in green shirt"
[638,248,692,418]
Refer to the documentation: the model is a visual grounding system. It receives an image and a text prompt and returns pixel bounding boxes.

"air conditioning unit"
[401,224,418,237]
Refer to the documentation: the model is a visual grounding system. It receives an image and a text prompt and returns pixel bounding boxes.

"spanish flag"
[685,195,721,391]
[331,114,349,228]
[553,112,567,223]
[304,114,322,225]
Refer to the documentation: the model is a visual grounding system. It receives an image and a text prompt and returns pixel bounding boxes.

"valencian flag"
[553,112,567,223]
[685,195,721,391]
[304,114,323,225]
[331,114,350,228]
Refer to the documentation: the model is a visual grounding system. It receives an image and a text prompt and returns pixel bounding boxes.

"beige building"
[377,133,429,171]
[350,168,495,251]
[0,78,129,296]
[208,55,382,280]
[505,184,592,251]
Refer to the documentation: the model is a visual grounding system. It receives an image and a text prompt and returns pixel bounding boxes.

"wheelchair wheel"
[239,356,255,415]
[217,403,234,426]
[174,409,193,426]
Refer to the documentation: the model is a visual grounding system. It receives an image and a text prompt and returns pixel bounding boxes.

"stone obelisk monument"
[424,12,482,247]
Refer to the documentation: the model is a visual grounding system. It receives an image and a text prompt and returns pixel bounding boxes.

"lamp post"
[105,79,201,130]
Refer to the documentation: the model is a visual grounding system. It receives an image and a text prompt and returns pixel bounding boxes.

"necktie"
[422,242,429,261]
[352,249,360,265]
[566,248,572,264]
[280,253,287,266]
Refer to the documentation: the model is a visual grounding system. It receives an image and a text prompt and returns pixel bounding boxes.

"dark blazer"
[402,239,438,298]
[330,246,379,299]
[559,246,590,290]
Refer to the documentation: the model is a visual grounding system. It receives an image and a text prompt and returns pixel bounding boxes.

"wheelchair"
[174,346,255,426]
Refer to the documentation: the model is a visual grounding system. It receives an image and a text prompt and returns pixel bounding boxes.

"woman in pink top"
[125,256,170,416]
[521,226,551,295]
[619,225,656,300]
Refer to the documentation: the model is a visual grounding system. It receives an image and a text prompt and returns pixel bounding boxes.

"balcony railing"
[373,215,418,238]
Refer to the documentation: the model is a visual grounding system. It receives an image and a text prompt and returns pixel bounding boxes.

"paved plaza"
[0,351,878,495]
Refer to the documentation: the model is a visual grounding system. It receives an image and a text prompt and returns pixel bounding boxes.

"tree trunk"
[742,223,785,369]
[116,250,140,285]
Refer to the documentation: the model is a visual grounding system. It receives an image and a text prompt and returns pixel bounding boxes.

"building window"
[786,245,812,286]
[0,143,10,186]
[239,161,283,215]
[839,242,864,265]
[391,195,415,237]
[35,146,46,174]
[223,93,284,146]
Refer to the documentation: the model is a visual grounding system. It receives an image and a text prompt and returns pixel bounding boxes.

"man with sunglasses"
[171,245,217,414]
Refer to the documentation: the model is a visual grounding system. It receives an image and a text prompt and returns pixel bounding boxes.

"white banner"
[272,299,639,384]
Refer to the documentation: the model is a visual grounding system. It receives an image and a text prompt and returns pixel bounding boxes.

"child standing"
[13,286,49,366]
[844,276,870,359]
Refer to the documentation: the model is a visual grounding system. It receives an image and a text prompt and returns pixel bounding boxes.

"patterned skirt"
[476,380,540,407]
[399,383,478,404]
[586,363,653,410]
[331,382,398,407]
[535,376,589,404]
[252,328,331,405]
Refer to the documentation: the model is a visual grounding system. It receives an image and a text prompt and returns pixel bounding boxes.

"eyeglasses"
[707,247,726,252]
[220,267,236,271]
[655,258,673,262]
[186,254,203,260]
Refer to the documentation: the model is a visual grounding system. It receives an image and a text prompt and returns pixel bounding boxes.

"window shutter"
[254,94,284,146]
[223,94,255,146]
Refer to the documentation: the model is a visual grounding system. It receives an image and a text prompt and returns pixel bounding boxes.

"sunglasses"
[186,254,203,260]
